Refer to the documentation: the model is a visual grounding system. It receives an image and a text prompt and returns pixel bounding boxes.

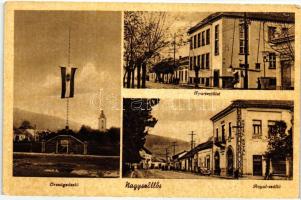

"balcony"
[214,136,226,148]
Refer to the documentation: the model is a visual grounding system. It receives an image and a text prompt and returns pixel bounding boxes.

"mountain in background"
[13,107,81,131]
[144,134,190,160]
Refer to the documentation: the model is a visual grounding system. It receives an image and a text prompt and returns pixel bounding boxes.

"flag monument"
[60,27,77,130]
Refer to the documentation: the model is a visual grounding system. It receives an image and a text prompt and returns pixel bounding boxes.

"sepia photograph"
[123,12,295,90]
[13,11,121,178]
[3,2,300,198]
[123,98,293,179]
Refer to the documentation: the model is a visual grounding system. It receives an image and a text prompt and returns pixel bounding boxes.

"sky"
[159,12,211,58]
[14,11,121,129]
[150,98,233,143]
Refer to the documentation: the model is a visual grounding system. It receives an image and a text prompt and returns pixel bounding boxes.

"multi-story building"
[188,12,294,89]
[210,100,293,178]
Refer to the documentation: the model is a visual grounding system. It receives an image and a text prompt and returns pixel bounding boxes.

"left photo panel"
[13,11,121,178]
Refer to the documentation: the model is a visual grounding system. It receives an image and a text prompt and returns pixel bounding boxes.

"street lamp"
[194,65,200,88]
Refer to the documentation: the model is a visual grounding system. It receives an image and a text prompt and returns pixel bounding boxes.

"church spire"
[98,89,106,132]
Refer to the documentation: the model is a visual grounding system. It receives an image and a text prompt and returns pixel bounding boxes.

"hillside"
[13,108,81,131]
[144,134,190,160]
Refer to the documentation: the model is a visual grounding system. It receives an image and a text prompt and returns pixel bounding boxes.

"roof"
[141,146,152,155]
[188,12,295,34]
[172,150,187,160]
[180,140,213,160]
[99,110,106,118]
[210,100,294,121]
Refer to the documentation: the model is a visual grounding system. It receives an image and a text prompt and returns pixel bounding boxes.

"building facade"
[188,12,295,89]
[173,56,189,85]
[210,100,293,177]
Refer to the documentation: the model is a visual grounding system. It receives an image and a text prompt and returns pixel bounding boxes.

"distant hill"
[144,134,190,160]
[13,108,81,131]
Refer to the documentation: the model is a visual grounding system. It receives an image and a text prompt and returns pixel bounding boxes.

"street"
[145,81,194,89]
[130,169,215,179]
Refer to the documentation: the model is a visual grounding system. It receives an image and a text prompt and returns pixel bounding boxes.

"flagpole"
[66,97,69,129]
[66,26,71,130]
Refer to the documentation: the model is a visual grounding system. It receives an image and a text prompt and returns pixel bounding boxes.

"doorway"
[226,148,234,176]
[213,70,219,87]
[253,155,263,176]
[214,151,220,175]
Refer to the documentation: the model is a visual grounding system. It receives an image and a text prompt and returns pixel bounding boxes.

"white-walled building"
[188,12,295,89]
[210,100,293,177]
[139,147,152,169]
[173,56,189,85]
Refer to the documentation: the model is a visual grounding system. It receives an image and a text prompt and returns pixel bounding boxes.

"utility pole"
[243,12,249,89]
[171,142,177,156]
[188,131,196,150]
[173,33,176,69]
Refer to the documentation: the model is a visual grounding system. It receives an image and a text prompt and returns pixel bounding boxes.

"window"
[205,53,210,69]
[197,33,201,48]
[214,25,219,55]
[190,57,193,70]
[193,56,196,68]
[268,26,277,41]
[255,63,261,70]
[282,27,288,35]
[216,128,219,140]
[252,120,262,138]
[190,37,193,49]
[206,29,210,45]
[194,35,197,49]
[270,77,276,86]
[201,78,204,84]
[268,120,277,138]
[221,125,226,143]
[228,122,232,138]
[197,55,200,67]
[201,31,205,46]
[269,53,276,69]
[205,78,209,86]
[201,54,205,69]
[239,24,248,54]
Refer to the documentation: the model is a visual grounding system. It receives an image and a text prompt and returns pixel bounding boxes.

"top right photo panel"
[123,12,295,90]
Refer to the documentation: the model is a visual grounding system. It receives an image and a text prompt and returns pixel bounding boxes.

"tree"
[264,120,293,179]
[122,98,159,166]
[124,12,170,88]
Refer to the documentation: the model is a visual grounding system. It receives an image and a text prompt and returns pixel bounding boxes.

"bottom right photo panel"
[122,98,294,180]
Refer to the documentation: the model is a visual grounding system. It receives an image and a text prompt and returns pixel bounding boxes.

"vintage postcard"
[3,2,300,198]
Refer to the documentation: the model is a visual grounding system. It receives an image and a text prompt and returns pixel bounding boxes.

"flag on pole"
[60,66,77,98]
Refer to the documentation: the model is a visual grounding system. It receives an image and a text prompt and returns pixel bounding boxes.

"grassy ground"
[13,152,120,178]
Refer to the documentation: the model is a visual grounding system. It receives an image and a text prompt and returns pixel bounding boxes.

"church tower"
[98,110,106,132]
[98,89,106,132]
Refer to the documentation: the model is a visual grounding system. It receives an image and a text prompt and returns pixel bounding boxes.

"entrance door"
[213,70,219,87]
[214,151,220,175]
[58,139,69,154]
[281,61,292,89]
[226,148,234,176]
[253,155,263,176]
